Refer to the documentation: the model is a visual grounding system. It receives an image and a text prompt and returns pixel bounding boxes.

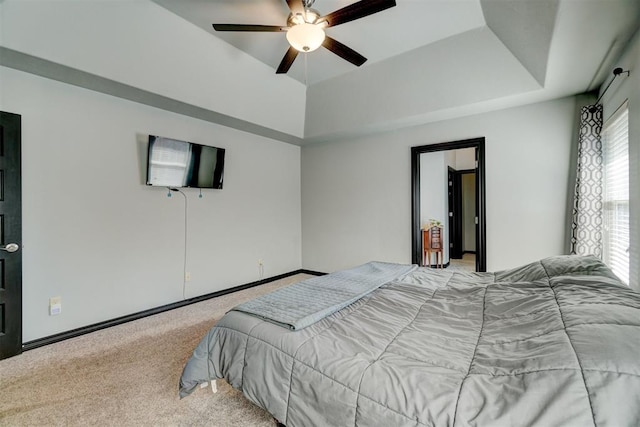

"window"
[602,102,629,284]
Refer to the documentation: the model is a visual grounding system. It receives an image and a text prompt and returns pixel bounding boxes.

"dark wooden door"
[0,112,22,360]
[448,168,463,259]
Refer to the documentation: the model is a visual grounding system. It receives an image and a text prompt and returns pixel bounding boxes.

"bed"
[179,256,640,426]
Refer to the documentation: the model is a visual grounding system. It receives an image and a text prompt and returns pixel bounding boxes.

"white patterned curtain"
[570,105,603,256]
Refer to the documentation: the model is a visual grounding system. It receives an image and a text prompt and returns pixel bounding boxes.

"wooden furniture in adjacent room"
[423,225,443,268]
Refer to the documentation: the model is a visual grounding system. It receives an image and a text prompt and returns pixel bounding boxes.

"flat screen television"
[146,135,225,189]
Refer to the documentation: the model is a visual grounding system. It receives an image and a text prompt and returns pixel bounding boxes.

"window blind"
[602,103,629,284]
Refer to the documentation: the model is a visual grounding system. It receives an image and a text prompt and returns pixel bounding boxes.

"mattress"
[179,255,640,426]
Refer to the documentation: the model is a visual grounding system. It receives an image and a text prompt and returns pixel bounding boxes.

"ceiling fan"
[212,0,397,74]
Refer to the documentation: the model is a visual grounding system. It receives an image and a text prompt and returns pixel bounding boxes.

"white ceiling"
[153,0,488,85]
[152,0,640,94]
[149,0,640,143]
[6,0,635,144]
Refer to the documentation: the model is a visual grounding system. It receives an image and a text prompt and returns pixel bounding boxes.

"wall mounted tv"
[146,135,225,189]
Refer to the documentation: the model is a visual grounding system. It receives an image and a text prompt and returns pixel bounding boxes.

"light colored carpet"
[0,274,312,426]
[448,253,476,272]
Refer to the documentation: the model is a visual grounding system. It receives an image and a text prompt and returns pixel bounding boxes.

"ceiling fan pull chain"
[304,52,308,86]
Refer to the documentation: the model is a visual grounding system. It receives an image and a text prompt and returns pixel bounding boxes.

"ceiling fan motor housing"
[287,8,322,26]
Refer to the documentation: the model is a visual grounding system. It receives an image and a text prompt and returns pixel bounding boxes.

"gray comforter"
[179,255,640,426]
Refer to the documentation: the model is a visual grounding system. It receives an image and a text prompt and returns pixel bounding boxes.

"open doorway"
[411,138,486,272]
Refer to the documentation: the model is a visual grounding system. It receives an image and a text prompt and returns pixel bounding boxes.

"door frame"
[411,137,486,272]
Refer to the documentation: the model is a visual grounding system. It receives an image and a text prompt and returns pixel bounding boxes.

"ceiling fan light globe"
[286,23,325,52]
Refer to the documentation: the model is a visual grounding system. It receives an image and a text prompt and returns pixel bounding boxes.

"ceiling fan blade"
[322,36,367,67]
[276,47,299,74]
[321,0,396,28]
[212,24,286,32]
[286,0,305,16]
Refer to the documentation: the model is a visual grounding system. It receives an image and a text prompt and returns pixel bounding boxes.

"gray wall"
[0,0,307,342]
[302,97,576,273]
[0,67,302,342]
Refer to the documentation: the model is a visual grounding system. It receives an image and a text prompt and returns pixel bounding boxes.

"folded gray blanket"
[232,261,416,330]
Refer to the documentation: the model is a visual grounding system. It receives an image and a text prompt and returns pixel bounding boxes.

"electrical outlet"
[185,272,191,282]
[258,259,264,279]
[49,296,62,316]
